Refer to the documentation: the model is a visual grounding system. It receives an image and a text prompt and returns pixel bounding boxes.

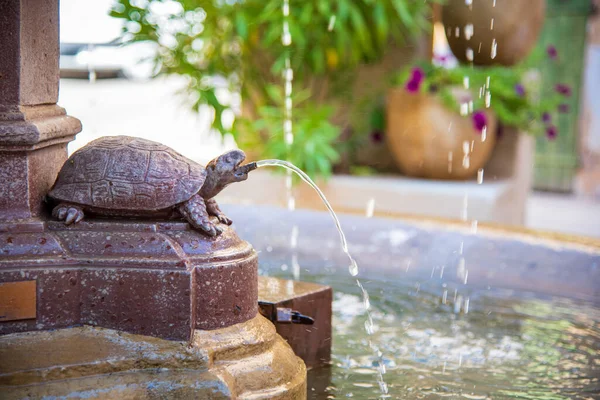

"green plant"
[393,57,570,139]
[249,85,340,179]
[110,0,434,178]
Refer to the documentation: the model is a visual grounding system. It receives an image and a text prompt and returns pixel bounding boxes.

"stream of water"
[256,159,388,394]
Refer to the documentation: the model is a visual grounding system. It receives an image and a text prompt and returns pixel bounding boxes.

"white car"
[59,40,158,80]
[59,0,158,80]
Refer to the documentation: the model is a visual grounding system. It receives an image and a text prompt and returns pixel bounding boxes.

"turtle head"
[203,150,257,197]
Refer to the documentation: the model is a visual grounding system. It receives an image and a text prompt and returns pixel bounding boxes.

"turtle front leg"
[179,194,222,237]
[52,203,85,225]
[206,198,232,225]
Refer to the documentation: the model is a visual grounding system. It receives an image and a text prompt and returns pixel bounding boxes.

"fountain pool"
[226,204,600,399]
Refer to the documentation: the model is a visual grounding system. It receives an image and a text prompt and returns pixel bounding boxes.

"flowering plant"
[394,49,570,140]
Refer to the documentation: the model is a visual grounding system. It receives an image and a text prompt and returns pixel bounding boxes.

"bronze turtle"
[48,136,257,236]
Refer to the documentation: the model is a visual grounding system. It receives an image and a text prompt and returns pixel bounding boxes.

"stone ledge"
[0,315,306,399]
[0,105,81,150]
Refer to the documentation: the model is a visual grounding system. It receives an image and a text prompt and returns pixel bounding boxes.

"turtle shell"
[49,136,206,211]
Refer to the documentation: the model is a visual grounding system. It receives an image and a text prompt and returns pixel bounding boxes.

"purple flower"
[370,130,383,143]
[547,45,558,60]
[405,79,421,93]
[542,112,551,123]
[546,125,558,140]
[558,103,570,113]
[472,111,487,133]
[555,84,572,96]
[410,67,424,82]
[405,67,425,93]
[515,84,526,97]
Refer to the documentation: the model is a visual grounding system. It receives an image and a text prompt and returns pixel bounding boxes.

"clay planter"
[386,88,497,180]
[442,0,545,66]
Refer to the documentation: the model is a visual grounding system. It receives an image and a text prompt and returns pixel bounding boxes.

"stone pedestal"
[0,1,307,398]
[0,0,81,221]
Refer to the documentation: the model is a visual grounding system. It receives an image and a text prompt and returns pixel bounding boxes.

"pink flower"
[405,67,425,93]
[472,111,487,133]
[546,125,558,140]
[547,45,558,60]
[555,84,572,96]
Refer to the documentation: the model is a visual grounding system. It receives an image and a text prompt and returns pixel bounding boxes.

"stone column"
[0,0,81,222]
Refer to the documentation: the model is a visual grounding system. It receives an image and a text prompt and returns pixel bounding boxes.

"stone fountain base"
[0,314,306,399]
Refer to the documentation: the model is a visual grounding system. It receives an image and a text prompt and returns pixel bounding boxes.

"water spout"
[238,161,258,175]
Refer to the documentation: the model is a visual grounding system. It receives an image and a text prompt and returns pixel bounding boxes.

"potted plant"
[442,0,546,66]
[386,56,571,180]
[110,0,435,180]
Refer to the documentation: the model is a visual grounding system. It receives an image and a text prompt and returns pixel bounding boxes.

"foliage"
[110,0,435,178]
[393,57,570,139]
[249,85,340,179]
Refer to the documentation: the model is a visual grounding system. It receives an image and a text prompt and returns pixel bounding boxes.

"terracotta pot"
[442,0,545,66]
[386,88,497,180]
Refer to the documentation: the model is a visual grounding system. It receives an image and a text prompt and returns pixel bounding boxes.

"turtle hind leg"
[179,194,222,237]
[52,203,85,225]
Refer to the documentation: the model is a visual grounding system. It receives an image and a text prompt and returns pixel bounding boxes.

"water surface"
[298,274,600,399]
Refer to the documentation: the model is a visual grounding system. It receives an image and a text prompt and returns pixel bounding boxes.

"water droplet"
[349,259,358,276]
[290,225,299,248]
[365,197,375,218]
[463,76,470,89]
[292,253,300,280]
[485,91,491,108]
[477,168,484,184]
[471,220,478,234]
[490,18,494,30]
[465,0,473,5]
[328,15,336,31]
[285,132,294,145]
[282,0,289,16]
[491,38,497,59]
[455,27,460,37]
[466,47,474,61]
[464,296,470,313]
[481,126,487,141]
[454,294,463,314]
[282,22,291,46]
[464,23,474,40]
[460,103,469,116]
[462,155,470,169]
[287,196,295,210]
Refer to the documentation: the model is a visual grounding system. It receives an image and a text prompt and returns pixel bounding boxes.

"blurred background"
[59,0,600,238]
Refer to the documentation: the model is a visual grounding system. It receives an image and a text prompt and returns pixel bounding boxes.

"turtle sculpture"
[48,136,257,236]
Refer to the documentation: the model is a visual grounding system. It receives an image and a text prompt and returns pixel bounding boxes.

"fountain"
[2,1,600,399]
[0,1,313,398]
